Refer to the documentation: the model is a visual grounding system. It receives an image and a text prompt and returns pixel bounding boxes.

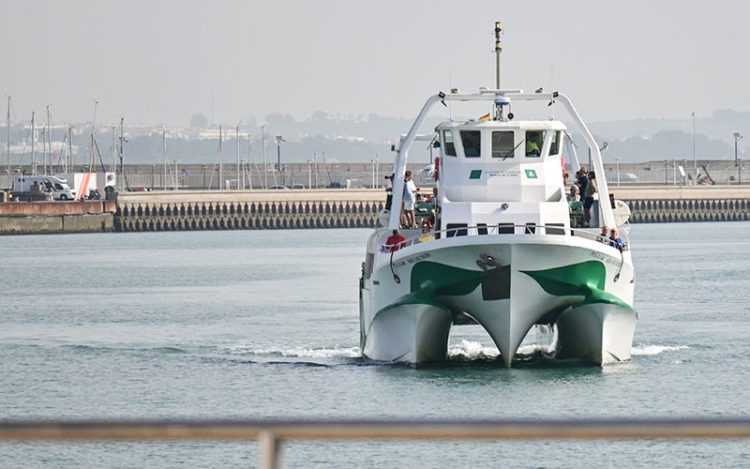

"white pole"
[616,157,620,186]
[261,125,267,189]
[111,126,116,173]
[45,105,51,174]
[692,112,697,181]
[236,125,240,190]
[5,96,10,177]
[314,152,318,188]
[375,154,379,188]
[68,126,73,172]
[30,112,35,173]
[163,129,167,191]
[219,125,223,190]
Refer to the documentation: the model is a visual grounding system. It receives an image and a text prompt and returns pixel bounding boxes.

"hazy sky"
[1,0,748,126]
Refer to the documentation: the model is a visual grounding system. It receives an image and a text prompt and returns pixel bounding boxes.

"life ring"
[434,156,440,181]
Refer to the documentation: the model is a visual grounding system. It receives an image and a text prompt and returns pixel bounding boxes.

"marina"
[3,2,750,466]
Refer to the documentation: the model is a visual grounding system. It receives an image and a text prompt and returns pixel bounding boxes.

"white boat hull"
[360,234,636,366]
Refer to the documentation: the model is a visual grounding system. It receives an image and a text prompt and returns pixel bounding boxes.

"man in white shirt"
[401,171,418,228]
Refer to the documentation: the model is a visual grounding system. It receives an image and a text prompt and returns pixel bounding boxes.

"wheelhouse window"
[460,130,481,158]
[443,130,456,157]
[549,131,561,156]
[491,131,515,158]
[525,130,545,157]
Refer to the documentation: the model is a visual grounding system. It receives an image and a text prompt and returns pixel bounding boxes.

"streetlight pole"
[375,153,379,188]
[616,157,621,186]
[307,159,312,189]
[691,112,696,182]
[734,132,743,185]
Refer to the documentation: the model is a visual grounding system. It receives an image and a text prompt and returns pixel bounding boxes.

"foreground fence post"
[259,430,281,469]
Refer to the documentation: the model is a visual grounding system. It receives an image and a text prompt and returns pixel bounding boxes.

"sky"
[1,0,749,127]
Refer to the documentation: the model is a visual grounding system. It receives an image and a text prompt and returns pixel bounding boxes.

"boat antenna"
[495,21,502,90]
[493,21,509,121]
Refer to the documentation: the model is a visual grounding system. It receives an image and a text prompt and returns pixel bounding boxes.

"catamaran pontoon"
[359,22,636,366]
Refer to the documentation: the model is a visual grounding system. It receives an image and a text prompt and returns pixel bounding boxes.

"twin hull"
[359,235,636,366]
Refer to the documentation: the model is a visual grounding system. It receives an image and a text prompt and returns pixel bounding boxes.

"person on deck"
[385,229,407,252]
[609,228,624,252]
[583,171,597,227]
[401,171,418,228]
[568,185,584,227]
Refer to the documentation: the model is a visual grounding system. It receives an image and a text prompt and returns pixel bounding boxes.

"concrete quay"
[0,201,116,235]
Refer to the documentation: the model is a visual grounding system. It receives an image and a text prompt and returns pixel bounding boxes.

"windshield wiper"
[500,139,525,161]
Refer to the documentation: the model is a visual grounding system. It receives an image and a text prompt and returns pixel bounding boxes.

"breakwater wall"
[0,201,116,235]
[116,199,383,231]
[114,188,750,232]
[3,187,750,235]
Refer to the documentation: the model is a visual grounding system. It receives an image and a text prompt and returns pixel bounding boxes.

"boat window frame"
[549,130,561,156]
[491,130,515,159]
[460,130,482,158]
[442,130,457,157]
[525,130,545,158]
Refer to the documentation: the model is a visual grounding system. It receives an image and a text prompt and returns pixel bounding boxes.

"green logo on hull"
[469,170,482,180]
[520,260,633,312]
[525,169,538,179]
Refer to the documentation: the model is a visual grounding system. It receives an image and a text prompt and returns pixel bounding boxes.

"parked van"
[12,175,76,201]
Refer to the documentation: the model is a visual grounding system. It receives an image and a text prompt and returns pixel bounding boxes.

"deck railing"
[383,223,629,253]
[1,418,749,469]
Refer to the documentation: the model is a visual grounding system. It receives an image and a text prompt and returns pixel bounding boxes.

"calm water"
[2,223,750,467]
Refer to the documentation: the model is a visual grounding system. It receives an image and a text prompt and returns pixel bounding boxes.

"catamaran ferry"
[358,23,636,366]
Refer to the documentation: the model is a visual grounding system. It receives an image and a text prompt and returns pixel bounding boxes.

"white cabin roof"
[436,120,567,131]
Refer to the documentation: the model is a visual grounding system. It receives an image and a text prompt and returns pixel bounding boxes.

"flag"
[478,113,491,122]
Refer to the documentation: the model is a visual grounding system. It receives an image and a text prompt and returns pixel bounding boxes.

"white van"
[13,175,76,201]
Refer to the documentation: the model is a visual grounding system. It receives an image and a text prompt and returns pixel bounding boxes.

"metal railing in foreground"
[2,418,750,469]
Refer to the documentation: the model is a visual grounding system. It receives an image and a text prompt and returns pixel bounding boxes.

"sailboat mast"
[67,126,73,172]
[111,126,116,173]
[90,100,98,170]
[162,129,167,191]
[30,112,35,174]
[118,118,125,190]
[261,125,267,189]
[218,125,223,190]
[236,126,240,190]
[45,105,51,174]
[5,96,10,178]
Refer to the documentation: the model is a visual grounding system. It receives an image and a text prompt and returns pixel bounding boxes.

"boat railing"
[382,223,629,253]
[1,418,749,469]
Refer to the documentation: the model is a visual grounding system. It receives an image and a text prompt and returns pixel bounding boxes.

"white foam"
[221,345,361,359]
[448,339,500,360]
[631,344,689,356]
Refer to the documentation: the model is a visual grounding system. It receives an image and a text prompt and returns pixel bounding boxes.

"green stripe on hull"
[520,260,635,313]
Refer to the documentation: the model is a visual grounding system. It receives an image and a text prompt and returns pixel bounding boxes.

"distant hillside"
[4,110,747,166]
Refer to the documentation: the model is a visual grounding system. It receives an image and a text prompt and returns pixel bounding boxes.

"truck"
[57,172,116,200]
[12,175,76,201]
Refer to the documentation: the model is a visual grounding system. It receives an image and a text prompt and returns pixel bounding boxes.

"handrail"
[382,223,629,254]
[2,418,749,469]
